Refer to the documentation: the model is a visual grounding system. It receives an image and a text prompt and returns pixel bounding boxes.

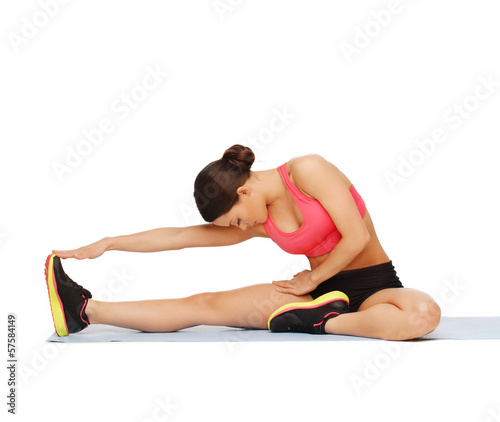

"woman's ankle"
[85,299,99,324]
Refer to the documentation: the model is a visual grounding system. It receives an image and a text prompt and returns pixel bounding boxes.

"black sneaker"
[44,253,92,337]
[268,291,350,334]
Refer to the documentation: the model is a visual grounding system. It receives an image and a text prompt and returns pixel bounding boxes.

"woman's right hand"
[52,237,112,260]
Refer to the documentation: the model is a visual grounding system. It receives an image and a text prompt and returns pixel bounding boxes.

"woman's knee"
[186,291,268,328]
[188,292,218,313]
[186,287,311,329]
[408,297,441,338]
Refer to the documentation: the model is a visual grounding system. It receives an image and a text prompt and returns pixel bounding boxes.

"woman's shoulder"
[284,154,327,199]
[286,154,326,172]
[285,154,332,183]
[285,154,352,192]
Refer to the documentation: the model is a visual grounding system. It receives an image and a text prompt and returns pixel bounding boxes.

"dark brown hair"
[194,144,255,222]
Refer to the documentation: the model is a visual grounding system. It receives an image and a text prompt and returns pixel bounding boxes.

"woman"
[46,144,441,340]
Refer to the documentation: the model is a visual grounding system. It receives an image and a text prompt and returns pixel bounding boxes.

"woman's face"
[212,186,267,230]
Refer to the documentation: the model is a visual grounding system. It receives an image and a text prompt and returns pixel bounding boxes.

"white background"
[1,1,500,421]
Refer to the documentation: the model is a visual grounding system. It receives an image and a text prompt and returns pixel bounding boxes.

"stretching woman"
[46,144,441,340]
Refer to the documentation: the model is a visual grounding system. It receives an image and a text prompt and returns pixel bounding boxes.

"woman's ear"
[236,186,251,196]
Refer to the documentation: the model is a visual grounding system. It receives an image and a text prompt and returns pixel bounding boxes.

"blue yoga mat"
[46,317,500,343]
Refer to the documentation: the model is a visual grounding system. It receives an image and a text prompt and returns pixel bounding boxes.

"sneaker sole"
[267,291,349,330]
[44,254,69,337]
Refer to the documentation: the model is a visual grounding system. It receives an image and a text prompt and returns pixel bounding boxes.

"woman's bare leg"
[84,284,440,340]
[324,288,441,340]
[85,284,313,332]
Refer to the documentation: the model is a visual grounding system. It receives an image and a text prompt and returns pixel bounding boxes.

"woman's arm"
[272,154,370,295]
[308,236,369,286]
[294,155,370,285]
[53,224,262,259]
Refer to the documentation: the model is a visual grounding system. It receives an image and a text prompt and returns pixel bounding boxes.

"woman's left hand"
[272,270,316,296]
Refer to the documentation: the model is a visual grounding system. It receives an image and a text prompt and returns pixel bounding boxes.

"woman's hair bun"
[194,144,256,222]
[222,144,255,173]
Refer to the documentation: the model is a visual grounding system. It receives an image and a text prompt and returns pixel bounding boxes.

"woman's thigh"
[357,287,441,336]
[357,287,439,312]
[359,287,441,338]
[198,283,313,329]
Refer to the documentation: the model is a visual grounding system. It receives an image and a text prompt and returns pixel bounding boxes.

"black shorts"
[309,261,404,312]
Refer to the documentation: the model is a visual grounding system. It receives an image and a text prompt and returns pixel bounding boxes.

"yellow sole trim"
[268,291,349,330]
[46,254,69,337]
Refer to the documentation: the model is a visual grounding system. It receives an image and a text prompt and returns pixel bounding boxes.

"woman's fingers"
[273,273,314,296]
[272,279,294,294]
[52,238,108,260]
[52,250,75,259]
[52,249,86,259]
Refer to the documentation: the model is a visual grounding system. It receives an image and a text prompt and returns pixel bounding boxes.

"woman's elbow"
[349,230,370,254]
[361,231,371,249]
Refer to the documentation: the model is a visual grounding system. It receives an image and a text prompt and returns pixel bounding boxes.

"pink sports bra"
[263,163,366,258]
